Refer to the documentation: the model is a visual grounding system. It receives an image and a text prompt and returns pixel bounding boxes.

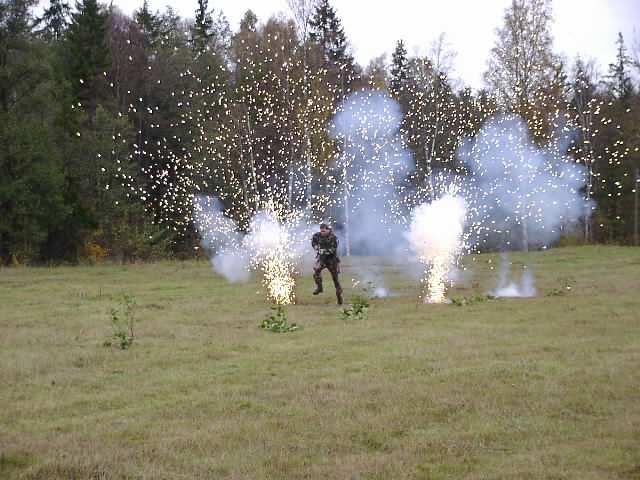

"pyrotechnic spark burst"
[406,190,468,303]
[194,196,310,305]
[244,208,302,305]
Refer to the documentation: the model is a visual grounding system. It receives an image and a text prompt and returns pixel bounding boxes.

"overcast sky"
[110,0,640,89]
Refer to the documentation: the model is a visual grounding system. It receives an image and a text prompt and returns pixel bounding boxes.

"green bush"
[451,294,495,307]
[342,293,370,321]
[546,276,576,297]
[104,294,136,349]
[259,306,300,333]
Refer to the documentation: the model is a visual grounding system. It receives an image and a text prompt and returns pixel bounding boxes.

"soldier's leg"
[313,260,324,294]
[328,260,343,304]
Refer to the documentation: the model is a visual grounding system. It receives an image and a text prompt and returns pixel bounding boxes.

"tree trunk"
[245,114,258,213]
[343,165,351,256]
[635,167,639,246]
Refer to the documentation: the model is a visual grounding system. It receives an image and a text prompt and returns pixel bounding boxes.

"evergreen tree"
[390,39,408,96]
[192,0,214,52]
[598,33,637,241]
[309,0,346,63]
[0,1,70,263]
[607,32,634,103]
[38,0,71,41]
[1,0,36,112]
[157,6,185,49]
[64,0,111,117]
[402,56,461,181]
[308,0,354,92]
[134,0,161,47]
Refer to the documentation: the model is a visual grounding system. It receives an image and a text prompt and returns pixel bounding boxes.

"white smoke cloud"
[491,254,537,298]
[211,251,251,284]
[193,196,249,283]
[459,114,593,250]
[329,90,416,294]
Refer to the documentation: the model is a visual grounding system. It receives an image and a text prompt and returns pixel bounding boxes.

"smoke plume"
[459,114,592,250]
[491,254,537,298]
[329,90,415,293]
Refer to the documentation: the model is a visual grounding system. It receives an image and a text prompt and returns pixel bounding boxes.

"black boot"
[336,287,343,305]
[313,286,323,295]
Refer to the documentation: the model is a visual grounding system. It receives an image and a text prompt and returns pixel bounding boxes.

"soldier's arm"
[328,235,338,255]
[311,234,318,249]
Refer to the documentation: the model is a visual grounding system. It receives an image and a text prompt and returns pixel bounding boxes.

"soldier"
[311,223,343,305]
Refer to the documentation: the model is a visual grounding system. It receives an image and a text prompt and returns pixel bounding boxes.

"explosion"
[194,196,309,306]
[406,192,468,303]
[244,209,301,305]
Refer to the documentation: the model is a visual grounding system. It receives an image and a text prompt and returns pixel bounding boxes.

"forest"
[1,0,639,264]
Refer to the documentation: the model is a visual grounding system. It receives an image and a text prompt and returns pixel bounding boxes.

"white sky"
[110,0,640,89]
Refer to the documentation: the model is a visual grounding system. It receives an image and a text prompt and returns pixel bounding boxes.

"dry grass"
[1,246,639,479]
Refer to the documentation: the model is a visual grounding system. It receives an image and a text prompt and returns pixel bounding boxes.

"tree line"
[1,0,639,264]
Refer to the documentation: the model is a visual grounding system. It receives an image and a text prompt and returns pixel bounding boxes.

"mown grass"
[1,246,639,479]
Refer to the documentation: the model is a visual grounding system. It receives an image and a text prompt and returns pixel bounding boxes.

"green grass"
[1,246,639,479]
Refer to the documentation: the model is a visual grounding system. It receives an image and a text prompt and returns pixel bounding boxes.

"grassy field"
[1,246,639,479]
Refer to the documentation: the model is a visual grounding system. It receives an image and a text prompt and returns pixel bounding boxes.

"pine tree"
[0,1,70,263]
[192,0,214,52]
[134,0,161,47]
[390,39,408,96]
[64,0,110,117]
[239,9,257,33]
[308,0,354,91]
[1,0,37,112]
[157,6,185,49]
[309,0,347,63]
[607,33,634,103]
[38,0,71,41]
[599,33,637,241]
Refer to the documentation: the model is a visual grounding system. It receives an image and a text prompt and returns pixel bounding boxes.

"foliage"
[83,241,108,264]
[342,293,370,321]
[309,0,354,74]
[545,277,576,297]
[450,294,496,307]
[37,0,71,41]
[390,39,408,96]
[63,0,111,114]
[485,0,559,130]
[104,293,136,349]
[259,306,300,333]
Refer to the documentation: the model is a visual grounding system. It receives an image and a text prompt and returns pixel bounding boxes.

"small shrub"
[546,277,575,297]
[84,242,109,264]
[104,294,136,349]
[342,293,370,321]
[260,306,299,333]
[451,294,496,307]
[546,288,564,297]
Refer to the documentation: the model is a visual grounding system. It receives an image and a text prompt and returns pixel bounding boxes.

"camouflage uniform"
[311,231,343,304]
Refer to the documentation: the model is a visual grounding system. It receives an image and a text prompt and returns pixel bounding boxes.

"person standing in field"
[311,223,343,305]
